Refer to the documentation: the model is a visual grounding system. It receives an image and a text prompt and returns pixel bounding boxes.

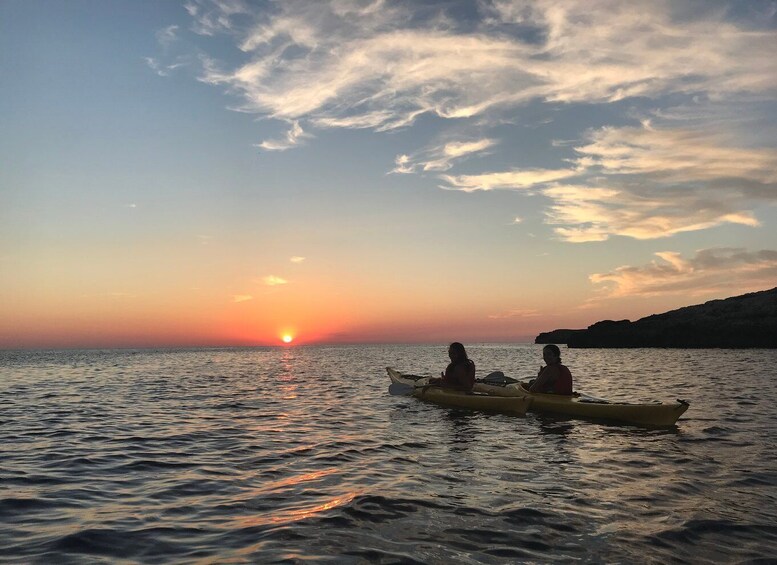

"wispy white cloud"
[392,154,413,174]
[433,120,776,239]
[490,0,776,103]
[290,256,306,263]
[589,248,777,298]
[542,122,776,242]
[574,122,777,185]
[263,275,288,286]
[145,57,168,77]
[391,138,497,174]
[257,120,311,151]
[544,183,761,243]
[441,168,578,192]
[156,24,180,47]
[147,23,189,76]
[200,28,537,127]
[170,1,777,244]
[144,56,189,77]
[190,0,775,132]
[185,0,249,36]
[233,294,253,303]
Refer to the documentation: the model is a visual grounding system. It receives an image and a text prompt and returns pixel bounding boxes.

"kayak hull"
[388,368,529,415]
[473,381,689,427]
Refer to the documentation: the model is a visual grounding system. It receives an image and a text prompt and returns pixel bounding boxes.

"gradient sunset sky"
[2,0,776,348]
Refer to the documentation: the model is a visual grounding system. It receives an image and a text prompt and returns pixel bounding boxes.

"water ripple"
[1,345,776,562]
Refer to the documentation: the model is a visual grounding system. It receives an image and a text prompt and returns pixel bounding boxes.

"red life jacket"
[553,364,573,395]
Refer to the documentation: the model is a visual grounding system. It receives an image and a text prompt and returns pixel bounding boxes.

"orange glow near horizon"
[2,259,753,349]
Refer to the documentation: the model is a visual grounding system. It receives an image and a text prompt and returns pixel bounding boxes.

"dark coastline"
[536,287,777,348]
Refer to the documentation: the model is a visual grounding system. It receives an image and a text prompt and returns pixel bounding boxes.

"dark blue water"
[2,344,776,563]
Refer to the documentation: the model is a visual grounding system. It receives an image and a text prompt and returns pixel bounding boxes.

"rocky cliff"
[535,287,777,348]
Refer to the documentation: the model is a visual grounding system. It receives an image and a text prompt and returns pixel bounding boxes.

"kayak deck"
[387,368,529,416]
[474,380,689,427]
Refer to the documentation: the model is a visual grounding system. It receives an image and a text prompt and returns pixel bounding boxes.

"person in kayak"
[528,344,573,395]
[428,342,476,392]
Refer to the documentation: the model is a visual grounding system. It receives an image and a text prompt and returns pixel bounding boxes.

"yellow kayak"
[473,380,689,427]
[387,368,530,416]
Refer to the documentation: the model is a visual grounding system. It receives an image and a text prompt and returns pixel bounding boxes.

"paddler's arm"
[529,365,554,392]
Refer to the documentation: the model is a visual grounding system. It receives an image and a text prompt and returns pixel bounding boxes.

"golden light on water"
[236,468,359,527]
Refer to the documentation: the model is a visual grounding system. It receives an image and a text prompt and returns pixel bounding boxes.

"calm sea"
[2,344,776,564]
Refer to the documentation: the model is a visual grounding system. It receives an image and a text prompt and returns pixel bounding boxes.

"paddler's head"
[448,342,467,363]
[542,344,561,365]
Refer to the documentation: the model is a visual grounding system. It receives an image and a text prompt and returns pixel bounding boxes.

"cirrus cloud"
[165,1,777,246]
[185,0,775,131]
[542,122,777,242]
[446,120,777,242]
[392,138,498,174]
[441,168,578,192]
[574,122,777,186]
[256,120,311,151]
[589,248,777,298]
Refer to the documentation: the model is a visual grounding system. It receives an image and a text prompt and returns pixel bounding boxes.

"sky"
[1,0,776,348]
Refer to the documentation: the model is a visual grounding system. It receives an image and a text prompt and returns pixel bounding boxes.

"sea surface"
[1,344,776,564]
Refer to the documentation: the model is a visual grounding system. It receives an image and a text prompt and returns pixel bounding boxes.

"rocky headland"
[535,287,777,348]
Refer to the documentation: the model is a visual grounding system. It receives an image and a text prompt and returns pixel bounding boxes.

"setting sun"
[282,335,293,344]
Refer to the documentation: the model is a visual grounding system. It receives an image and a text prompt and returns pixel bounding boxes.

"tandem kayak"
[387,368,530,416]
[473,376,689,427]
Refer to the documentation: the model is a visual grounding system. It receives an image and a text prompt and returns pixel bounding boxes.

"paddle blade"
[388,382,416,396]
[480,371,520,386]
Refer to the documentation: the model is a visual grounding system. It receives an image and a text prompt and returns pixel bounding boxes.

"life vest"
[443,359,476,391]
[552,364,573,395]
